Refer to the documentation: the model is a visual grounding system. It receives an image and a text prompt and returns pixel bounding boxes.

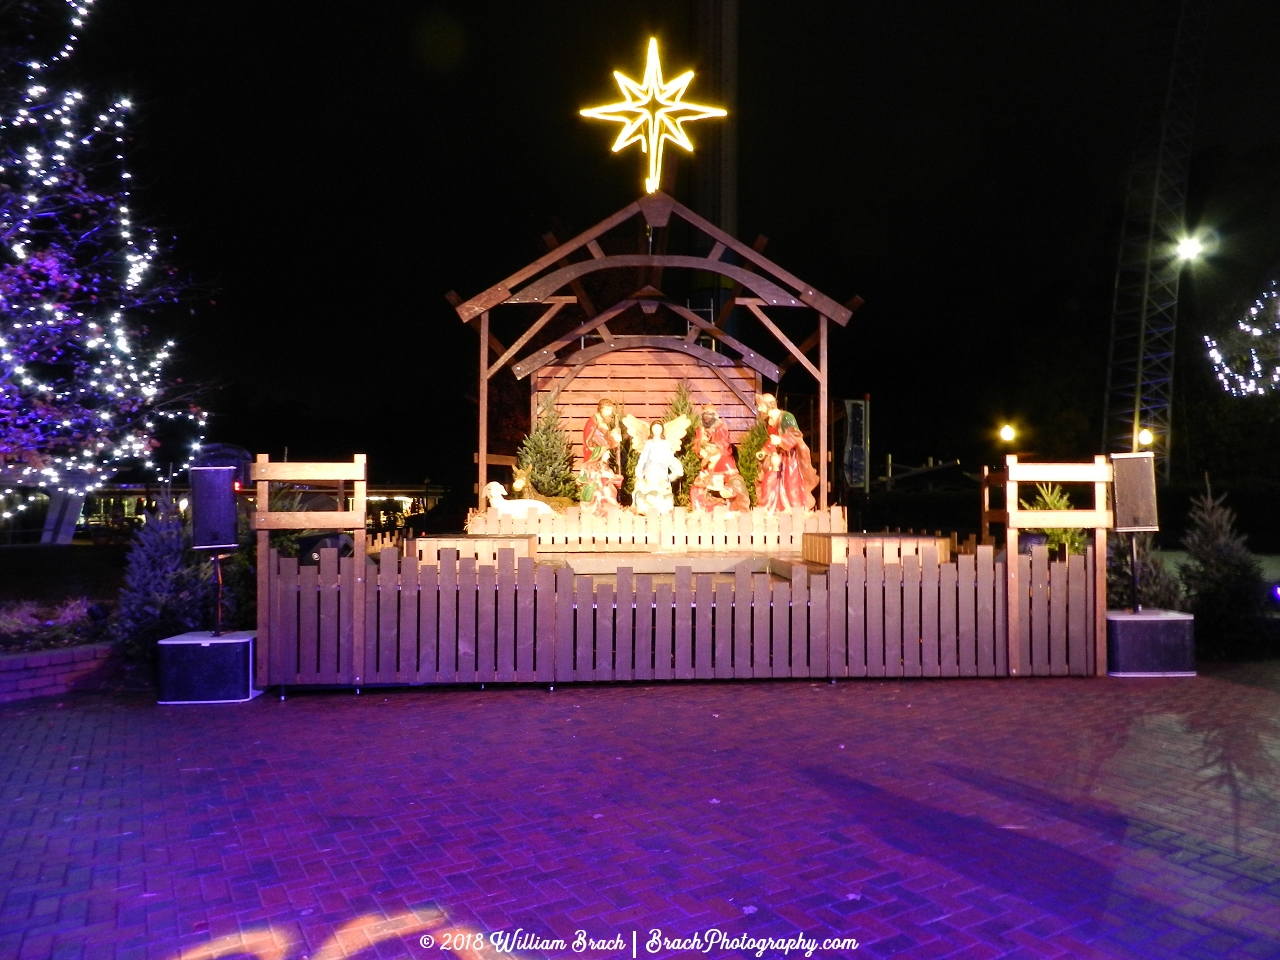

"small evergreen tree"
[1106,532,1184,611]
[112,496,210,664]
[1181,480,1266,659]
[517,400,577,499]
[620,436,639,502]
[736,419,767,507]
[664,382,701,506]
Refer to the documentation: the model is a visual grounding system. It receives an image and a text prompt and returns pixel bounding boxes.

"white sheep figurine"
[483,481,554,519]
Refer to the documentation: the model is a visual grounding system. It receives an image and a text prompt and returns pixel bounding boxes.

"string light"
[1204,280,1280,396]
[581,37,726,194]
[0,0,205,521]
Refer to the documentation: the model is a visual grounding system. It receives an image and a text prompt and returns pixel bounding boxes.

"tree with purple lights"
[0,0,203,508]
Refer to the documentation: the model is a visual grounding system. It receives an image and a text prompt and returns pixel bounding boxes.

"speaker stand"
[1129,532,1141,613]
[213,552,225,636]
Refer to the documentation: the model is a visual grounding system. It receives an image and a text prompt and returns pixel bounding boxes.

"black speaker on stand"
[1106,452,1194,676]
[1111,452,1159,613]
[158,466,258,703]
[191,465,238,636]
[190,465,239,552]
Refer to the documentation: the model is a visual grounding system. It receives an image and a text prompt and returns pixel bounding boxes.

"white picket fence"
[464,505,847,553]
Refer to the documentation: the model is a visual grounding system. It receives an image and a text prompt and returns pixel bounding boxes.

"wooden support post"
[819,314,829,511]
[255,528,269,685]
[1094,454,1109,676]
[351,453,367,685]
[1005,455,1021,676]
[477,310,489,510]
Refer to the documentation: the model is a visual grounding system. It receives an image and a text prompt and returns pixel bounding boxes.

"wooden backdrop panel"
[534,348,761,462]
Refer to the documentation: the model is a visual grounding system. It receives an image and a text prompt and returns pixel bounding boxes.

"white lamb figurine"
[483,481,553,519]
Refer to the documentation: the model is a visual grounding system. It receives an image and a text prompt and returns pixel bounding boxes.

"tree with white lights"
[0,0,202,512]
[1204,279,1280,397]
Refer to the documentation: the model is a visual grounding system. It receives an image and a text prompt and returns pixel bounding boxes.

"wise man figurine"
[753,393,819,512]
[577,398,622,513]
[690,404,750,513]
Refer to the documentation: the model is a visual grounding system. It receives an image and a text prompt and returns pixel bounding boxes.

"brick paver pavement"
[2,664,1279,959]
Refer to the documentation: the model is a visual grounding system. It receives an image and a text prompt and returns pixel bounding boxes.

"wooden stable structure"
[450,191,857,506]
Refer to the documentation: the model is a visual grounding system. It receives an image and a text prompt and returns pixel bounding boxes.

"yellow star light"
[581,38,727,194]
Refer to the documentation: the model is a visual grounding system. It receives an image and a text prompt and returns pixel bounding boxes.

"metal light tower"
[693,0,738,238]
[1102,0,1210,478]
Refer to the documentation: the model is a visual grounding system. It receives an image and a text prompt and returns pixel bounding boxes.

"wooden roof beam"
[553,335,735,372]
[454,200,643,321]
[740,299,820,381]
[454,191,853,324]
[776,329,821,376]
[485,300,568,379]
[672,202,852,324]
[664,301,781,382]
[508,254,802,308]
[448,291,510,357]
[714,234,768,329]
[776,296,864,374]
[510,299,637,380]
[542,231,597,318]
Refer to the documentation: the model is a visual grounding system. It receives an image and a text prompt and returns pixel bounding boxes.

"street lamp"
[999,424,1016,443]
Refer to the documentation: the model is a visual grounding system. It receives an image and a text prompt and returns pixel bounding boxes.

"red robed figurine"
[577,398,622,513]
[690,404,750,513]
[754,393,819,512]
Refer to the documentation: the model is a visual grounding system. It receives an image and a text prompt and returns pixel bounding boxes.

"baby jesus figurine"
[690,440,751,513]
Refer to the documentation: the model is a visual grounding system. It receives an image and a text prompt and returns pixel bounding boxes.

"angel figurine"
[623,413,691,516]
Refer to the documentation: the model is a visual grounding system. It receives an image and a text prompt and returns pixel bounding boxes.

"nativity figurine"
[623,413,690,516]
[753,393,819,513]
[689,404,750,513]
[577,398,623,514]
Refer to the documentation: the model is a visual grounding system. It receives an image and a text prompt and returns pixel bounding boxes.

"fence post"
[256,529,270,685]
[1005,455,1022,676]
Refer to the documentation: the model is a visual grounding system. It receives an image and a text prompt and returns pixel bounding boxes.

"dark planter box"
[158,631,258,703]
[1106,611,1195,677]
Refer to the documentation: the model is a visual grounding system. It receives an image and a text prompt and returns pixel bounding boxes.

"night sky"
[63,1,1280,485]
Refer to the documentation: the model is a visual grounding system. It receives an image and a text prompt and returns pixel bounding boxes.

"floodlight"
[1176,237,1203,260]
[999,424,1016,443]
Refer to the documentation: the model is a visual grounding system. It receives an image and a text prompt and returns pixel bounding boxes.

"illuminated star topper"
[581,37,727,194]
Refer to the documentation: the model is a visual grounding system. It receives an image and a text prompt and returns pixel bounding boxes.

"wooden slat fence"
[262,541,1097,687]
